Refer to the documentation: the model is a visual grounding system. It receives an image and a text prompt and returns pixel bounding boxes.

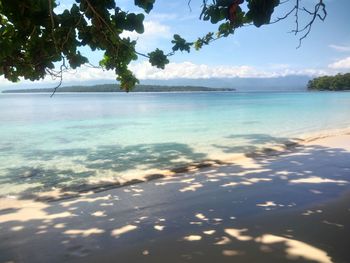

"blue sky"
[1,0,350,88]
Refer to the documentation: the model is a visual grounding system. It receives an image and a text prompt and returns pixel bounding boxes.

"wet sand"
[0,134,350,263]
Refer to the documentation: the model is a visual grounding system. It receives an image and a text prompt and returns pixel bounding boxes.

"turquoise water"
[1,92,350,197]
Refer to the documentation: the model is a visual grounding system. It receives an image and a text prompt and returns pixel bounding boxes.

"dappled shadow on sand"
[212,133,301,154]
[1,140,350,262]
[1,142,208,200]
[1,133,303,201]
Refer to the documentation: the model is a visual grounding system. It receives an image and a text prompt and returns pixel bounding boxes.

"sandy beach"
[0,133,350,263]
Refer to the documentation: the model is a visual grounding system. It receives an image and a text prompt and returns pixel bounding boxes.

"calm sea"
[1,92,350,197]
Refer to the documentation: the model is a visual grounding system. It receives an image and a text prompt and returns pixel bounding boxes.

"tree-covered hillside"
[307,73,350,91]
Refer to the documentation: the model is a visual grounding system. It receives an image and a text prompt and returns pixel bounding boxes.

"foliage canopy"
[0,0,326,91]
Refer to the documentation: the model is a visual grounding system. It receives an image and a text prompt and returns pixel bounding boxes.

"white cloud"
[329,44,350,52]
[122,21,171,39]
[130,61,270,79]
[275,68,330,76]
[63,66,116,81]
[0,66,116,88]
[121,20,172,52]
[328,57,350,69]
[129,61,329,79]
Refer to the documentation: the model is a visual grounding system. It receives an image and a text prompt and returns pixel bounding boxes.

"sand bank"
[0,133,350,262]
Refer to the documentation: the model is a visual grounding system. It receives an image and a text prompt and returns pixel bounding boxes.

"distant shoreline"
[2,84,236,93]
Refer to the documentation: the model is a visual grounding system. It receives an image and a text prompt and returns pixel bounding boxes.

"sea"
[1,91,350,198]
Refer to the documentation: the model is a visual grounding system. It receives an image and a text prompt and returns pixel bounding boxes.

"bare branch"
[49,57,68,97]
[293,0,327,48]
[188,0,192,12]
[294,0,299,34]
[269,0,326,48]
[269,5,296,24]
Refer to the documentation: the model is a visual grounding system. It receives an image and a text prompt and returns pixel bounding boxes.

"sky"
[1,0,350,89]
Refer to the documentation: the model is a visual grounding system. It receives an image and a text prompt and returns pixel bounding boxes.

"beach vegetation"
[307,73,350,91]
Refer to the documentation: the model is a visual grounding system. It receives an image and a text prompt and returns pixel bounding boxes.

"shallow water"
[1,91,350,197]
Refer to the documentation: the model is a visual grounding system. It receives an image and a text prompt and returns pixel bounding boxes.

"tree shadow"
[1,138,350,262]
[1,142,207,200]
[84,143,207,172]
[212,133,301,154]
[0,167,96,199]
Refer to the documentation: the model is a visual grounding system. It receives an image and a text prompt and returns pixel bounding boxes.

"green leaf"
[171,34,191,52]
[125,13,145,33]
[148,48,169,69]
[134,0,155,13]
[246,0,280,27]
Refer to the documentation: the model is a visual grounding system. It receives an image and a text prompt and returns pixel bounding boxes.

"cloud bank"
[0,62,337,88]
[129,62,328,79]
[328,57,350,69]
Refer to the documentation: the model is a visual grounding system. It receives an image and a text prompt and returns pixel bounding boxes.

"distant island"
[2,84,235,93]
[308,73,350,91]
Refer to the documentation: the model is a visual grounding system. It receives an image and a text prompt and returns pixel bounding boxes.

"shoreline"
[1,131,350,262]
[1,126,350,203]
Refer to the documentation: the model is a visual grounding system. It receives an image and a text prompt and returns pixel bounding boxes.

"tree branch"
[269,0,326,48]
[293,0,326,48]
[49,57,68,97]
